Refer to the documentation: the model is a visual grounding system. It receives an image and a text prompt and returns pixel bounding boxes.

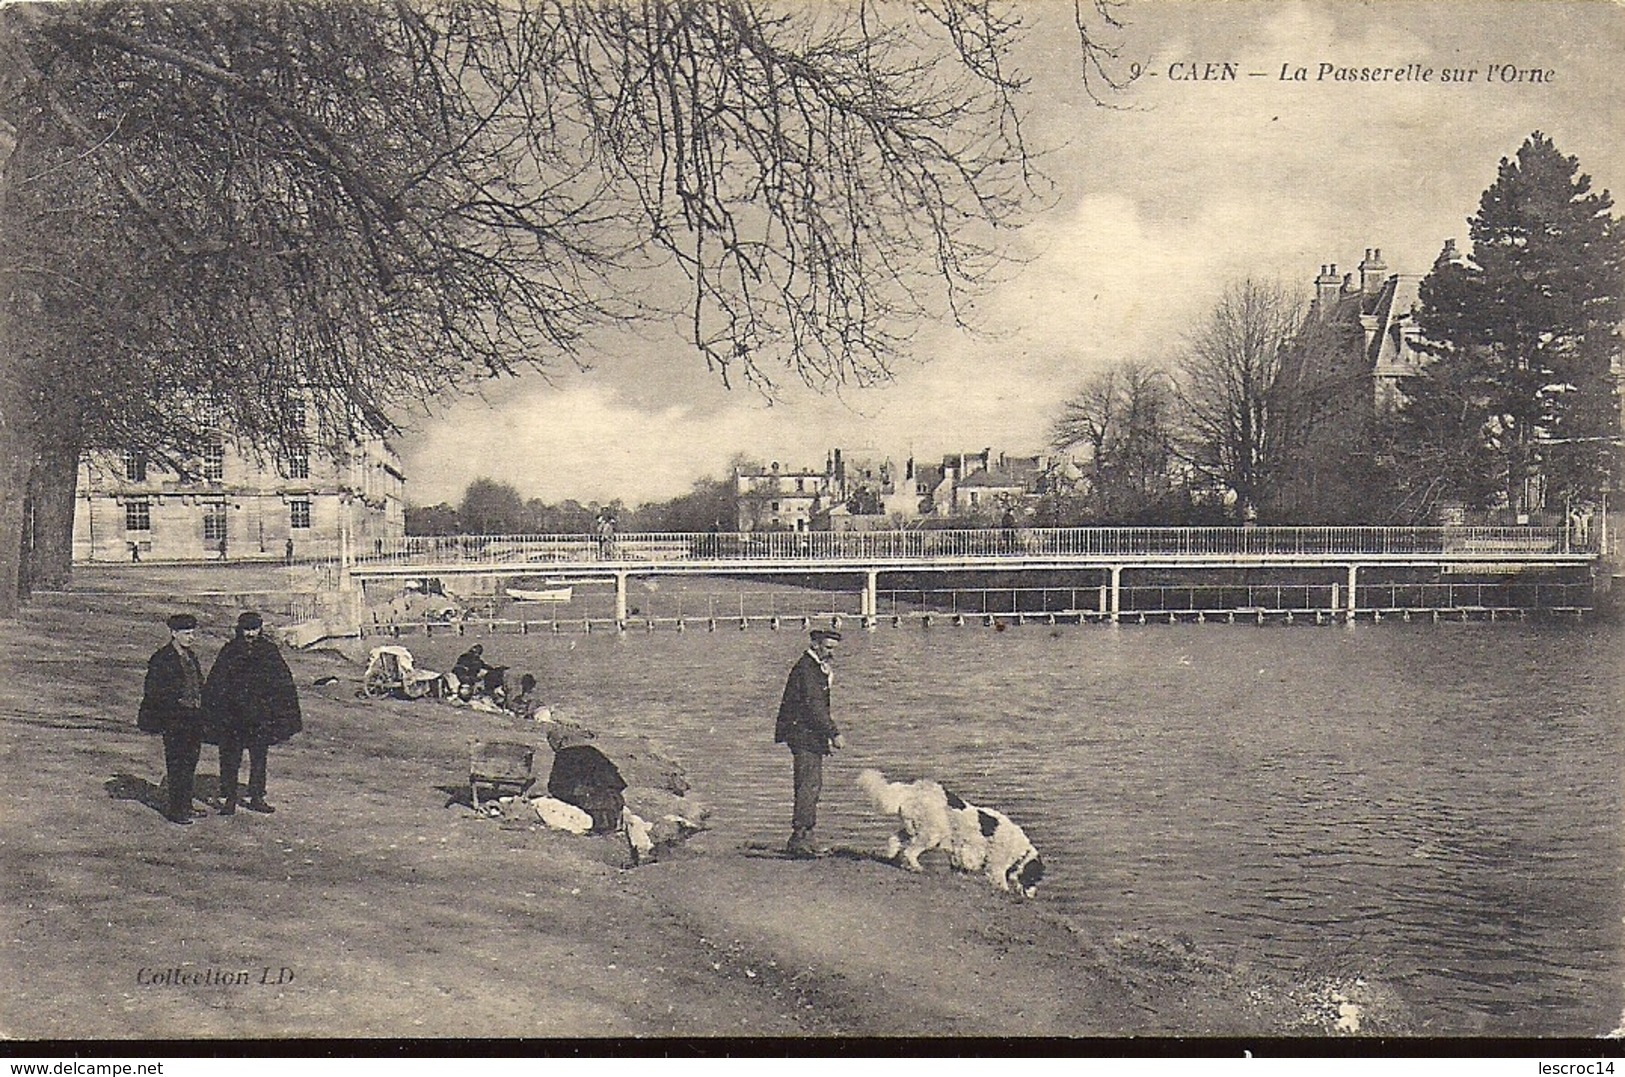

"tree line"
[1050,133,1622,528]
[408,475,738,537]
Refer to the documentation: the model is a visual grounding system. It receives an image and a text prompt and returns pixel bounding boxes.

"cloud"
[404,386,747,505]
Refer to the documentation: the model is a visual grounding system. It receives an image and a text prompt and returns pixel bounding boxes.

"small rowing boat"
[505,586,574,603]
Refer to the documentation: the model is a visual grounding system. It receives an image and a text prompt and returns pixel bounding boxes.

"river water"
[413,615,1625,1036]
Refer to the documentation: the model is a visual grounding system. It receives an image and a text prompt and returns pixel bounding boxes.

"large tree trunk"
[0,241,34,613]
[0,131,25,615]
[0,456,29,616]
[0,363,35,616]
[25,437,80,590]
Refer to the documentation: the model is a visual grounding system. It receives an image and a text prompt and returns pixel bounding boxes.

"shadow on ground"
[738,841,893,864]
[10,712,132,734]
[105,771,222,816]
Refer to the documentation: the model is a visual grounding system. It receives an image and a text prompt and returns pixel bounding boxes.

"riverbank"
[0,585,1416,1043]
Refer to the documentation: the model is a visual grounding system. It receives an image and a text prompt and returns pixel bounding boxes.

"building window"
[796,477,805,492]
[123,451,147,482]
[771,501,780,512]
[285,448,309,480]
[201,439,224,481]
[202,501,227,542]
[290,498,311,530]
[125,498,151,532]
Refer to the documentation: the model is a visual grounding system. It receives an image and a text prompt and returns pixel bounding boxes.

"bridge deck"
[347,526,1594,579]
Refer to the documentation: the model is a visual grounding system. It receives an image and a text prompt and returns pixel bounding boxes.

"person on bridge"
[774,628,844,858]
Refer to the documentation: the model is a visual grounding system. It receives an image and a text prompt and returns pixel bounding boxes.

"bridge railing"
[351,525,1578,568]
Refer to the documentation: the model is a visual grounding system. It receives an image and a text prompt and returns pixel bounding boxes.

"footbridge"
[345,525,1598,624]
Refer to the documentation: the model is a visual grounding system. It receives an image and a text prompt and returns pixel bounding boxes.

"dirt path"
[0,589,1404,1042]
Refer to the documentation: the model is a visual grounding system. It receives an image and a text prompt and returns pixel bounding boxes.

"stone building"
[73,427,406,563]
[733,461,835,532]
[1269,247,1429,522]
[734,446,1060,529]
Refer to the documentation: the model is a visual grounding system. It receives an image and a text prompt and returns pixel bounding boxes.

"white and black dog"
[856,768,1045,897]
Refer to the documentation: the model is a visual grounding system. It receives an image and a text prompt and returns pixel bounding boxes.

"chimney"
[1314,263,1341,310]
[1358,247,1387,293]
[1440,238,1459,264]
[1342,272,1355,293]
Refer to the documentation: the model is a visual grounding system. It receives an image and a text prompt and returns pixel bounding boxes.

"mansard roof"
[957,467,1029,489]
[1310,272,1423,372]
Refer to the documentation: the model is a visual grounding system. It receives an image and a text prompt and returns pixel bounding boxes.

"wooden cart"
[362,645,442,700]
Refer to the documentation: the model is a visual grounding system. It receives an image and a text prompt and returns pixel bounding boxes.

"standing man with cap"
[137,613,208,825]
[774,628,844,858]
[204,611,302,815]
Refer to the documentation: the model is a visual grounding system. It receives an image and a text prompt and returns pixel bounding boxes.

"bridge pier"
[1109,566,1123,623]
[614,571,629,624]
[861,570,879,621]
[1346,564,1359,620]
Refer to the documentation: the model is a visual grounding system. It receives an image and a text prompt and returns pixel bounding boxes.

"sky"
[398,0,1625,508]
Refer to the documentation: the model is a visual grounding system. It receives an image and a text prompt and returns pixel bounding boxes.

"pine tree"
[1397,132,1624,518]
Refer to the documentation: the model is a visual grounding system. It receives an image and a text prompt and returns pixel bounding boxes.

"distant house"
[73,421,406,562]
[924,449,1050,517]
[738,449,933,531]
[735,446,1060,528]
[734,461,835,532]
[911,462,945,515]
[950,456,1042,514]
[1270,247,1430,522]
[830,448,921,525]
[922,449,987,515]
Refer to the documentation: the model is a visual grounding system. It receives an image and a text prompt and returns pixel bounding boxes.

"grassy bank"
[0,575,1407,1042]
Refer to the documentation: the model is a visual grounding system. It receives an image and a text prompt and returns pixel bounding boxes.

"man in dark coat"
[204,611,302,815]
[774,628,844,857]
[138,613,209,825]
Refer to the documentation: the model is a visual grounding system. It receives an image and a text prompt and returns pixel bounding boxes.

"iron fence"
[356,525,1580,568]
[877,581,1591,615]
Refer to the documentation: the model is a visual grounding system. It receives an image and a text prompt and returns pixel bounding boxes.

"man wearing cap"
[774,628,844,858]
[138,613,209,825]
[204,612,303,815]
